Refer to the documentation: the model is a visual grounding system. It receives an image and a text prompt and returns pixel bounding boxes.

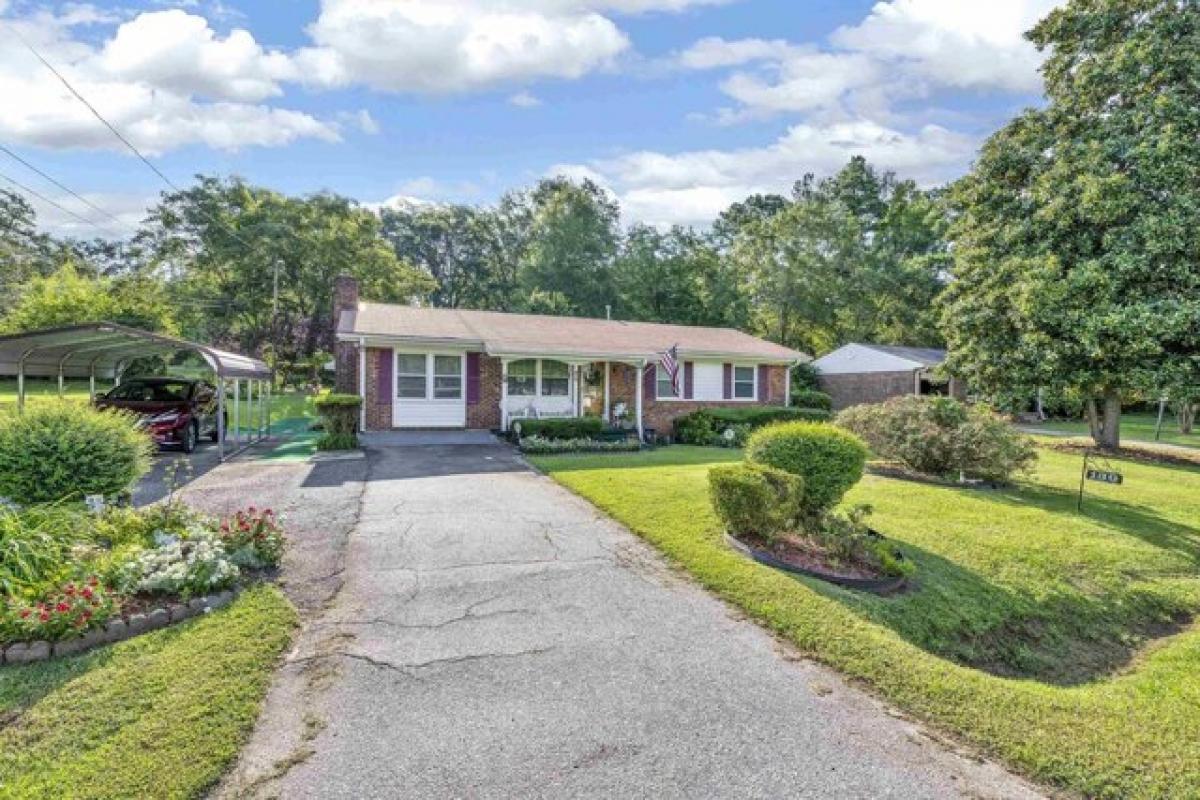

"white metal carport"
[0,322,272,461]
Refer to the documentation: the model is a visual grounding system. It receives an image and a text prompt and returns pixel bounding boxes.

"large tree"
[517,177,619,317]
[0,262,177,334]
[940,0,1200,449]
[141,176,434,370]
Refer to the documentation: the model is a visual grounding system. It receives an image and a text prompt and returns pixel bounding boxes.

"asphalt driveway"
[223,438,1041,799]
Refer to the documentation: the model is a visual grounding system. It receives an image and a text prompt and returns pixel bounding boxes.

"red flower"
[19,609,30,619]
[38,611,49,622]
[82,587,94,599]
[64,584,76,596]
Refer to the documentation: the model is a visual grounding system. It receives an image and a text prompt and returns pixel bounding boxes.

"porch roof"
[339,303,807,364]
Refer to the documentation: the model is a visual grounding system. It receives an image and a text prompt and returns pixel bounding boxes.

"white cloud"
[565,120,975,226]
[509,90,542,108]
[0,8,338,154]
[831,0,1059,93]
[338,108,381,134]
[678,0,1061,121]
[295,0,631,93]
[94,10,297,102]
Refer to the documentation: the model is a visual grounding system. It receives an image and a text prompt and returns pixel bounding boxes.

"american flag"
[659,344,680,396]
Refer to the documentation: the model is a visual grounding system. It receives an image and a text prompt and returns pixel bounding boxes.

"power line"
[0,170,125,235]
[0,143,137,232]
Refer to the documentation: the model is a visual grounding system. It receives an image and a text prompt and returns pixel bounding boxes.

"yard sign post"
[1077,450,1124,511]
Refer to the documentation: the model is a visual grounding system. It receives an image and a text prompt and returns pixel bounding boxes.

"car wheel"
[182,423,197,454]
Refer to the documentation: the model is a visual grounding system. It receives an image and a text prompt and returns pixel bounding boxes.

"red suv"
[95,377,222,453]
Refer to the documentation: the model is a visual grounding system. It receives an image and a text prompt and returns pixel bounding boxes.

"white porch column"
[785,364,793,407]
[635,359,644,442]
[603,361,610,422]
[574,364,582,417]
[500,358,509,432]
[357,337,367,432]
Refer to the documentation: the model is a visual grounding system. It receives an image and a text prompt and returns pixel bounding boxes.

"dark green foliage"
[707,462,803,542]
[674,406,831,445]
[313,393,360,450]
[790,389,832,411]
[0,403,152,505]
[0,505,80,596]
[836,396,1036,481]
[744,421,867,514]
[513,416,603,440]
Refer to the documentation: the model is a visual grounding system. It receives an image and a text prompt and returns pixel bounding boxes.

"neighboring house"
[332,276,807,436]
[811,343,965,411]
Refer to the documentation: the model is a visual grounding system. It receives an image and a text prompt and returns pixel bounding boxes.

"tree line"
[0,158,948,378]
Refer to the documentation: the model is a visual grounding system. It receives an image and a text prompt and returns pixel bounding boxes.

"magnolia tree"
[939,0,1200,450]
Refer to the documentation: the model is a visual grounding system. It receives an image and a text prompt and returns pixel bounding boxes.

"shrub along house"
[332,277,807,438]
[811,342,966,411]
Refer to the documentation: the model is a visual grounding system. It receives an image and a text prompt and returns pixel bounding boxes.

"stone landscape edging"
[724,533,908,594]
[1,587,242,665]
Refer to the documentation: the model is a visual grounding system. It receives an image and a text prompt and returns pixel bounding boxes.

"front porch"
[498,357,647,438]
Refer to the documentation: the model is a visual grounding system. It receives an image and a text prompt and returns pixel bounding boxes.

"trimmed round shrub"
[744,421,867,514]
[707,462,803,542]
[0,402,153,505]
[791,389,833,412]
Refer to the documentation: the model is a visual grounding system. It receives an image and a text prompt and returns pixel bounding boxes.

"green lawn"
[532,446,1200,800]
[0,586,296,800]
[1030,411,1200,449]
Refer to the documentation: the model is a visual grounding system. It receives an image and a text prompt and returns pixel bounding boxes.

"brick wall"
[608,362,789,436]
[818,371,916,411]
[363,347,392,430]
[467,354,502,430]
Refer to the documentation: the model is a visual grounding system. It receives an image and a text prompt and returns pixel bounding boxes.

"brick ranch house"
[811,343,966,411]
[332,276,808,437]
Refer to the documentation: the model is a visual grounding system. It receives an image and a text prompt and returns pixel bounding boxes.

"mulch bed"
[724,531,908,594]
[1040,438,1200,469]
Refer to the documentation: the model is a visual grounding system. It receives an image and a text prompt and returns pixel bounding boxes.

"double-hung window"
[733,366,755,399]
[541,360,569,396]
[396,354,427,399]
[433,355,462,399]
[507,359,537,396]
[655,364,679,399]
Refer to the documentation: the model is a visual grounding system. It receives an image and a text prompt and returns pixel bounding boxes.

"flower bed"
[0,502,285,661]
[518,434,642,455]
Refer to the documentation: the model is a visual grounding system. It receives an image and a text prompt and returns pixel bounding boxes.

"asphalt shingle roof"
[339,303,807,362]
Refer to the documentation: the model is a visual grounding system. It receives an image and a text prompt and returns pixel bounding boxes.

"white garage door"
[392,352,466,428]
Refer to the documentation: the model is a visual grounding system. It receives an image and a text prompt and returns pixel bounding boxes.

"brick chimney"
[333,275,360,394]
[334,274,359,325]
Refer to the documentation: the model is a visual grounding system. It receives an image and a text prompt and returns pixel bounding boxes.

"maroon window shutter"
[684,362,694,400]
[722,363,732,399]
[376,349,392,404]
[757,364,769,402]
[466,352,481,403]
[643,363,657,400]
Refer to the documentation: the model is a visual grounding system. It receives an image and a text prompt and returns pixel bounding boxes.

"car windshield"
[105,381,192,402]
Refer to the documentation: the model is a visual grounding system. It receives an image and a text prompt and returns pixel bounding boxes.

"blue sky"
[0,0,1057,235]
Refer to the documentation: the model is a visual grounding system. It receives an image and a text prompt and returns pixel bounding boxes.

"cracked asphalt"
[220,438,1043,799]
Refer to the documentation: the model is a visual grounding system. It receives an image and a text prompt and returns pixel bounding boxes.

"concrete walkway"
[224,441,1042,799]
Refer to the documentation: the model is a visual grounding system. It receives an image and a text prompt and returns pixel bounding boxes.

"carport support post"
[233,379,240,450]
[89,363,96,400]
[246,379,254,442]
[217,377,226,461]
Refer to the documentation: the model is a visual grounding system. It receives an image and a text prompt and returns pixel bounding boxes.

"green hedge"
[790,389,833,412]
[512,417,604,440]
[518,435,641,455]
[313,393,361,450]
[744,421,867,515]
[674,406,832,445]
